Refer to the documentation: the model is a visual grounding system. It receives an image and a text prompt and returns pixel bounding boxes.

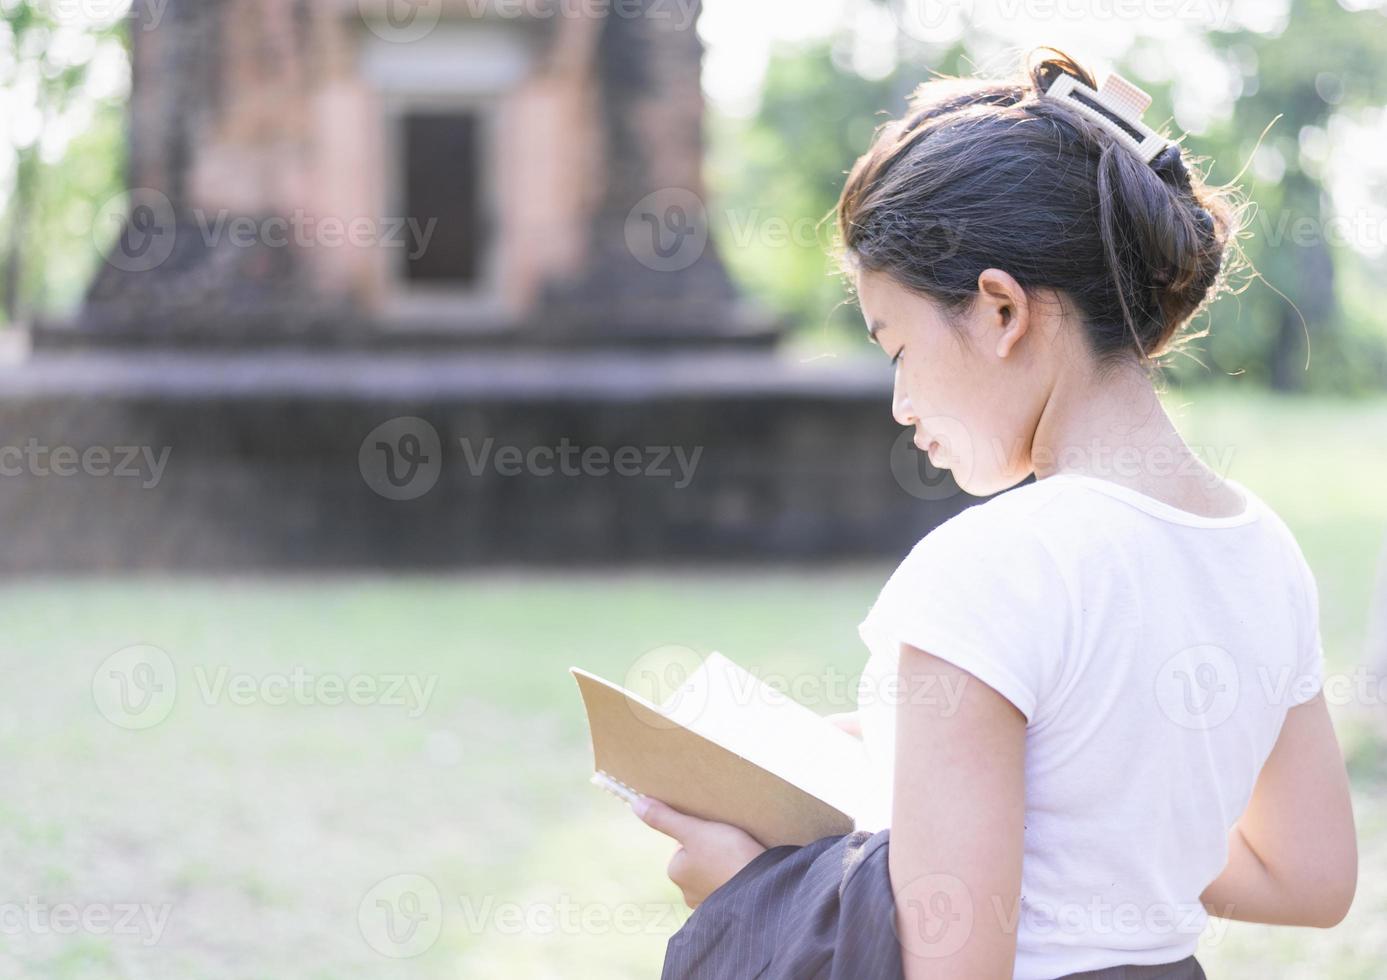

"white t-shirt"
[855,472,1324,980]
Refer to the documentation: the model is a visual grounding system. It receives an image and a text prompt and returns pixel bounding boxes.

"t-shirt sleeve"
[857,505,1073,724]
[1290,552,1325,706]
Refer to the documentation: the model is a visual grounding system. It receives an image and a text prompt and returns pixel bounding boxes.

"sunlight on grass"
[0,391,1382,977]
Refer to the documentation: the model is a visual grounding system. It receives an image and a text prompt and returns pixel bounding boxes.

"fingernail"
[632,796,651,819]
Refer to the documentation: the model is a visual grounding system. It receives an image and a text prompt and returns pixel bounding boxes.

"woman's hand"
[633,796,767,908]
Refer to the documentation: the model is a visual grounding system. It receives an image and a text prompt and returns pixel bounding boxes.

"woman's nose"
[892,386,917,427]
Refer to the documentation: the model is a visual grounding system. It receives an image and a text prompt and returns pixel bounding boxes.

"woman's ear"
[975,268,1030,358]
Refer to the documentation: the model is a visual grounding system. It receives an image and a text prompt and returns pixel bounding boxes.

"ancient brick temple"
[59,0,762,347]
[1,0,973,571]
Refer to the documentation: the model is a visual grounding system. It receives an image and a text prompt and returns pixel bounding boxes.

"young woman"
[634,48,1358,978]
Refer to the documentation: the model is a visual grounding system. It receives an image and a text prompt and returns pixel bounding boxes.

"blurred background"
[1,0,1385,976]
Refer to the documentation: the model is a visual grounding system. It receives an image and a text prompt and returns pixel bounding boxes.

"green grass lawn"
[2,389,1384,978]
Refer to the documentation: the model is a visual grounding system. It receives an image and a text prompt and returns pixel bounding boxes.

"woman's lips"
[914,435,940,455]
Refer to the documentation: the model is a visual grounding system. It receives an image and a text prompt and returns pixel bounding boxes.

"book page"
[659,652,869,820]
[572,666,857,846]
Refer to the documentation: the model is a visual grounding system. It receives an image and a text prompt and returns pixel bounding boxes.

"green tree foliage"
[0,2,127,325]
[1193,0,1387,390]
[710,5,1387,391]
[706,42,932,350]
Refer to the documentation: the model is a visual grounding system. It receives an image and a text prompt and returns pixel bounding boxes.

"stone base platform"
[0,349,979,572]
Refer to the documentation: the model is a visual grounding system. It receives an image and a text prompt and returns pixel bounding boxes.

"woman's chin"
[947,464,1012,497]
[957,468,1033,497]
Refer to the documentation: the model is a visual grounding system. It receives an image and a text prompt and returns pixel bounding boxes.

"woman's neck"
[1029,358,1242,517]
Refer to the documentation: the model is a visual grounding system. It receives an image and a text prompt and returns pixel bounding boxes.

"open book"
[570,652,871,848]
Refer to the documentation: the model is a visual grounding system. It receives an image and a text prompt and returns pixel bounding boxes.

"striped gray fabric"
[660,829,1206,980]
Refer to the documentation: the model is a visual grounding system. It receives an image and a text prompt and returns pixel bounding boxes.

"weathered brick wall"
[78,0,750,344]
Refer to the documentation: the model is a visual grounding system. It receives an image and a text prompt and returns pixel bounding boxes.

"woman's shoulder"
[911,476,1094,553]
[903,472,1231,576]
[913,473,1312,588]
[935,471,1284,538]
[895,479,1080,585]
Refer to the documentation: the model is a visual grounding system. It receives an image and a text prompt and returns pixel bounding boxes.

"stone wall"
[0,350,979,572]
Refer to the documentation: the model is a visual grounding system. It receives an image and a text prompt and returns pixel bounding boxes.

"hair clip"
[1044,71,1168,163]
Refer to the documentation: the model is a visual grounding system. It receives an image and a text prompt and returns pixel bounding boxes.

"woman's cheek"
[905,364,946,422]
[930,391,999,488]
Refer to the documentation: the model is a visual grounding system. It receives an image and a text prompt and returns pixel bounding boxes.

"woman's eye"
[891,348,904,366]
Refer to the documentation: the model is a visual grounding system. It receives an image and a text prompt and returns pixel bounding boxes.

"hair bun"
[1150,143,1193,194]
[1193,205,1215,237]
[837,45,1243,369]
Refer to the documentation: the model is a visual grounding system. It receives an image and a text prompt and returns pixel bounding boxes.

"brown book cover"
[571,652,870,848]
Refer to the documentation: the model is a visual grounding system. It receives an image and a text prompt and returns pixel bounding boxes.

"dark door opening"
[402,111,484,285]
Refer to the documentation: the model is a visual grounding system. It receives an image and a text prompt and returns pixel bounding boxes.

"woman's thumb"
[633,796,697,842]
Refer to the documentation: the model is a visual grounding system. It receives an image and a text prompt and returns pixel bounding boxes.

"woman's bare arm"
[891,643,1027,979]
[1201,693,1357,927]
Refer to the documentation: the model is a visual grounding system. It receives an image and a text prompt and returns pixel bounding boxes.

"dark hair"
[835,48,1246,369]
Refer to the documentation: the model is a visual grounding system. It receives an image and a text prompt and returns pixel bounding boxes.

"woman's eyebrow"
[866,320,887,344]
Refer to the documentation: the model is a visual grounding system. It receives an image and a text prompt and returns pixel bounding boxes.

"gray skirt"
[661,830,1207,980]
[1060,957,1204,979]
